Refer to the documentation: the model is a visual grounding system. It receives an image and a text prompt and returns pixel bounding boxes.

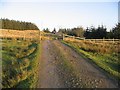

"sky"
[0,0,119,31]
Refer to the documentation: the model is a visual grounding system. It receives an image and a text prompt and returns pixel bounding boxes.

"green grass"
[2,39,40,88]
[62,40,120,80]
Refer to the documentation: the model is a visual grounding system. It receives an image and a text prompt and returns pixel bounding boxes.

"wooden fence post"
[113,38,114,43]
[103,38,104,43]
[73,36,75,40]
[84,38,85,42]
[24,33,25,40]
[63,34,64,40]
[39,30,41,42]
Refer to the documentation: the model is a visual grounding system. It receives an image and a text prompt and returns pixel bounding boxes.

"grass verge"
[61,40,120,81]
[2,39,40,88]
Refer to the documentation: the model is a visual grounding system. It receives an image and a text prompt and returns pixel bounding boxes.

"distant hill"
[0,18,39,30]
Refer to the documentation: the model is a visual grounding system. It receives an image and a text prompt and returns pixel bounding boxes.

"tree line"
[58,23,120,39]
[84,25,107,39]
[58,27,84,38]
[0,18,39,30]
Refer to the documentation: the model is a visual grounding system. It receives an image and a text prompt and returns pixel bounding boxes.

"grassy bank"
[2,39,40,88]
[62,40,120,80]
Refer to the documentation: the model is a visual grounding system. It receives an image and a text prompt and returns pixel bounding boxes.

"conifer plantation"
[0,18,39,30]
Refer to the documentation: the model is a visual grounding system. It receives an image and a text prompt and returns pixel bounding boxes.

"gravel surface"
[37,40,118,88]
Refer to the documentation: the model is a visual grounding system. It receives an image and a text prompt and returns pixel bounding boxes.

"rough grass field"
[1,39,40,88]
[0,29,40,39]
[62,40,120,81]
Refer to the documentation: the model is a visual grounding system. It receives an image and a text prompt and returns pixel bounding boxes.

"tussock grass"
[2,39,40,88]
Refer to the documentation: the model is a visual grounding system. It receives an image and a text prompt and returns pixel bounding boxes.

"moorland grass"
[2,39,40,88]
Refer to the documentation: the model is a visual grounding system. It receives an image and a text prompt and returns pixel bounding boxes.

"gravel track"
[37,40,118,88]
